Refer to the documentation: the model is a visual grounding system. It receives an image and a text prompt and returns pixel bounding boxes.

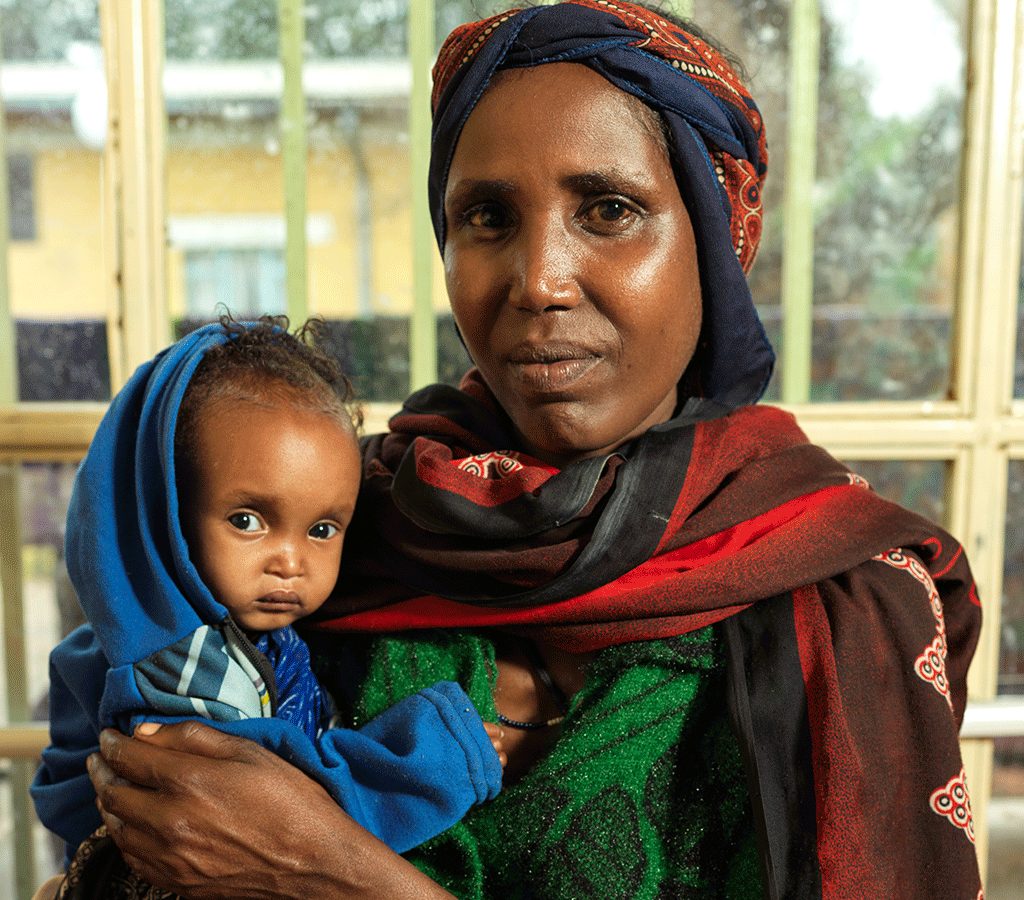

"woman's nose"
[507,217,583,312]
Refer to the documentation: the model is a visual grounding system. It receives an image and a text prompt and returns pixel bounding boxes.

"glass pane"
[695,0,965,402]
[989,737,1024,899]
[303,0,412,401]
[1001,461,1024,697]
[18,463,83,707]
[0,763,62,895]
[436,1,512,50]
[165,0,287,329]
[306,0,406,58]
[994,462,1024,891]
[2,1,110,401]
[0,776,16,897]
[0,462,81,721]
[166,0,450,402]
[0,460,79,893]
[809,0,965,401]
[841,459,948,524]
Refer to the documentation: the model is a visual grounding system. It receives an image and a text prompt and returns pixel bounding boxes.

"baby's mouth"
[256,590,301,609]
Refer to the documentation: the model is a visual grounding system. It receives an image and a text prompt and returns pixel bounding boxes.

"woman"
[79,2,982,897]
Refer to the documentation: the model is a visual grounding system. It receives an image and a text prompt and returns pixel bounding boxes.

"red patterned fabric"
[930,768,975,842]
[325,390,977,661]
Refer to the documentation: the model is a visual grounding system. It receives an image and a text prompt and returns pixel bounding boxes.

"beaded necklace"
[494,641,570,731]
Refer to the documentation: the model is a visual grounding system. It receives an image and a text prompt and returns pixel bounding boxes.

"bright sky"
[822,0,963,119]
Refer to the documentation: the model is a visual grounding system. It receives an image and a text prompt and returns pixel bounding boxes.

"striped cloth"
[133,623,331,741]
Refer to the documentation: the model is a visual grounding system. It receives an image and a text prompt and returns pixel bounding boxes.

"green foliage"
[0,0,98,61]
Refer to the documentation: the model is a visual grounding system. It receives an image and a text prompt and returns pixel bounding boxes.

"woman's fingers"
[88,751,169,876]
[131,719,260,759]
[96,723,260,792]
[87,746,168,858]
[87,746,149,821]
[94,729,179,790]
[88,724,455,898]
[86,726,326,896]
[86,745,127,792]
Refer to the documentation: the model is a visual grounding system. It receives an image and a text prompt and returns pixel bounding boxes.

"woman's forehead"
[449,63,670,183]
[490,63,661,128]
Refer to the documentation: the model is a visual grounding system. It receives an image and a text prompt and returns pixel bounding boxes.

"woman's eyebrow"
[562,170,647,195]
[445,178,516,208]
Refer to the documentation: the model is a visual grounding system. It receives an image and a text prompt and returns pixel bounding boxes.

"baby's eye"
[228,512,263,533]
[309,522,339,541]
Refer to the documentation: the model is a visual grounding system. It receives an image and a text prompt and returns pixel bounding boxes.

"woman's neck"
[492,637,595,784]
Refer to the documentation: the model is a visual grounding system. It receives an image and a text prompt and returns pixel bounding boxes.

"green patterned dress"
[314,626,763,899]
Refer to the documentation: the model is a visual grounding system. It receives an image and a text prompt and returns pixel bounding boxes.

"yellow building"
[5,58,450,327]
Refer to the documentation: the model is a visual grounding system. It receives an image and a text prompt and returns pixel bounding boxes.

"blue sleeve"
[30,625,105,859]
[218,680,502,853]
[32,621,501,857]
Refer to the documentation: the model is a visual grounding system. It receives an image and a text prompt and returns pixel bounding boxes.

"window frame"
[1,0,1023,892]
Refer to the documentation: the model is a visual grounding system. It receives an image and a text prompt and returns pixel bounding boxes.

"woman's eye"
[582,198,638,229]
[228,512,262,533]
[465,203,509,230]
[309,522,339,541]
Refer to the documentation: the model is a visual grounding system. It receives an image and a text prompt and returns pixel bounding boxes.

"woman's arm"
[88,722,454,900]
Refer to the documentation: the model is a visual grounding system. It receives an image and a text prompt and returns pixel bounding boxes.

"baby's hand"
[484,722,507,769]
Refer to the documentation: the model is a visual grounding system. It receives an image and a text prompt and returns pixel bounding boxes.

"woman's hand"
[88,722,453,899]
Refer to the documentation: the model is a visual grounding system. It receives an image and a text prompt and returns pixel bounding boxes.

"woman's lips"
[506,344,602,393]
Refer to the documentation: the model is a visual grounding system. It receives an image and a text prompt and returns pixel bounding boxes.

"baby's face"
[180,398,361,634]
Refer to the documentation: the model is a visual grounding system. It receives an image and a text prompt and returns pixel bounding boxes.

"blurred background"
[0,0,1022,895]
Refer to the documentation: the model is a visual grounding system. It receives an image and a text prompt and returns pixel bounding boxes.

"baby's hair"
[175,314,362,481]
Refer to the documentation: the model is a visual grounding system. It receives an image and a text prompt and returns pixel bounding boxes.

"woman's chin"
[506,392,678,468]
[512,414,623,468]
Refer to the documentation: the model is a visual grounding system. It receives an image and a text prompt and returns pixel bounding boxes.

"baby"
[32,317,504,879]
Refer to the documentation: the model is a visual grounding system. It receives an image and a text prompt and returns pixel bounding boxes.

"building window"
[8,154,36,241]
[183,248,286,319]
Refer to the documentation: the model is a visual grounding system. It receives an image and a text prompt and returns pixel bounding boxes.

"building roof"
[1,59,413,112]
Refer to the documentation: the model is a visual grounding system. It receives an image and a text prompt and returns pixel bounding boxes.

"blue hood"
[65,323,233,669]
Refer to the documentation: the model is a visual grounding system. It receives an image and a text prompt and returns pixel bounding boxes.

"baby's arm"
[231,680,504,853]
[30,625,106,857]
[267,628,505,850]
[34,623,504,858]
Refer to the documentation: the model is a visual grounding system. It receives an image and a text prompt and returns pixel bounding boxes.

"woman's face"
[443,62,702,467]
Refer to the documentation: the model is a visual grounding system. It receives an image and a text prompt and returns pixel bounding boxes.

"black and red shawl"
[315,371,983,899]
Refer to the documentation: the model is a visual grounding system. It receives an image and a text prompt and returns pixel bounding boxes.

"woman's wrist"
[283,799,454,900]
[318,829,454,899]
